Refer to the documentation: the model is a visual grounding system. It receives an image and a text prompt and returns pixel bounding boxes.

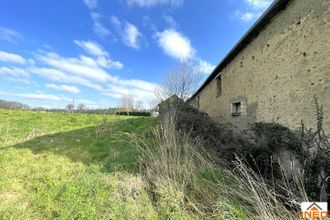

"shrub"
[115,111,151,117]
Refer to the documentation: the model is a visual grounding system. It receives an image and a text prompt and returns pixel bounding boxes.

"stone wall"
[190,0,330,132]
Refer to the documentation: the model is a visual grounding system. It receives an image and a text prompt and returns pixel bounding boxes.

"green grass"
[0,109,257,219]
[0,109,158,219]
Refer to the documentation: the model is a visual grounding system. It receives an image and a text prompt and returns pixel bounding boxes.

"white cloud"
[0,27,23,43]
[37,52,118,83]
[111,15,121,26]
[0,66,34,84]
[46,83,80,94]
[156,29,195,62]
[111,16,144,49]
[245,0,272,10]
[126,0,183,8]
[0,66,30,78]
[74,40,123,69]
[234,10,256,22]
[74,40,107,57]
[91,12,112,38]
[234,0,272,22]
[102,79,156,103]
[30,65,157,105]
[123,22,143,49]
[29,67,104,91]
[17,93,65,102]
[83,0,97,9]
[196,60,216,74]
[0,40,157,108]
[164,15,178,28]
[0,51,26,64]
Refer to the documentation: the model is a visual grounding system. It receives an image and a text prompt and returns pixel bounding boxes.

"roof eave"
[188,0,291,101]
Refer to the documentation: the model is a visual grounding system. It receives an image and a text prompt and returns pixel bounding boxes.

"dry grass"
[131,111,252,219]
[231,157,306,220]
[131,110,314,219]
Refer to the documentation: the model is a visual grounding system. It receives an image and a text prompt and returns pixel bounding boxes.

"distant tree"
[66,103,74,113]
[76,103,86,113]
[134,100,144,111]
[120,95,134,115]
[156,62,203,101]
[0,99,29,110]
[147,98,160,112]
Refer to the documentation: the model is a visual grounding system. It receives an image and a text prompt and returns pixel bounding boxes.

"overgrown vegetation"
[300,96,329,201]
[132,110,252,219]
[132,110,316,219]
[155,95,329,219]
[232,157,304,220]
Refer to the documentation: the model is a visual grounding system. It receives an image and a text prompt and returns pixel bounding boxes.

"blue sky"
[0,0,272,109]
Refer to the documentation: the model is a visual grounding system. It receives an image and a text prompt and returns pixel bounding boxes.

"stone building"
[188,0,330,132]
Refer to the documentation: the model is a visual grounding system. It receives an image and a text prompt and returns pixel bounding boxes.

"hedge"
[115,111,151,116]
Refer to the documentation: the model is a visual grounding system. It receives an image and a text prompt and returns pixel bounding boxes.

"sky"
[0,0,273,109]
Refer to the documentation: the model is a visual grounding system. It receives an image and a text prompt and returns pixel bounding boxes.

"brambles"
[300,96,329,201]
[156,94,329,218]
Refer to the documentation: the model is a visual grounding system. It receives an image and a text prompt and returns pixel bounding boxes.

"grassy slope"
[0,109,158,219]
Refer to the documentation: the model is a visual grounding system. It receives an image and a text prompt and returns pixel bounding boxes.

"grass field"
[0,109,263,219]
[0,109,159,219]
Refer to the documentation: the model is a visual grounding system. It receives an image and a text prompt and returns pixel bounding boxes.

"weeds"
[232,157,305,220]
[300,96,329,201]
[134,105,328,219]
[132,110,252,219]
[95,118,120,138]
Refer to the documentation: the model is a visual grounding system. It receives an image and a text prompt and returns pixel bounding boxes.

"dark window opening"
[216,75,222,97]
[232,102,241,117]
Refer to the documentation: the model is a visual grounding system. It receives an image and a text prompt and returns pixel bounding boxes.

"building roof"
[189,0,292,101]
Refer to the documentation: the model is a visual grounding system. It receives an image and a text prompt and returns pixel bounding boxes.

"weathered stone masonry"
[188,0,330,132]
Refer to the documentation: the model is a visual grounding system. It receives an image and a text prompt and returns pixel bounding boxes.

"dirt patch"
[0,192,20,201]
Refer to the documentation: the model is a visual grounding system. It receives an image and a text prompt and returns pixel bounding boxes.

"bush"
[116,111,151,117]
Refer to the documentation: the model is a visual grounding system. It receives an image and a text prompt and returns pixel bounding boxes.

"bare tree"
[156,62,203,101]
[76,103,86,113]
[0,99,29,110]
[120,95,134,114]
[66,103,74,113]
[134,100,144,111]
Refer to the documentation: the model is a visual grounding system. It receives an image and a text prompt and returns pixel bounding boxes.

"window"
[216,75,222,97]
[231,102,241,117]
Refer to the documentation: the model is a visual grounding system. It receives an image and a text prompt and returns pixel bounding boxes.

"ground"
[0,109,158,219]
